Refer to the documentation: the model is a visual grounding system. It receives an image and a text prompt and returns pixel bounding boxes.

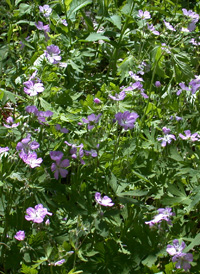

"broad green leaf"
[84,32,110,42]
[68,0,92,18]
[107,15,121,30]
[142,254,157,267]
[184,233,200,252]
[118,190,148,197]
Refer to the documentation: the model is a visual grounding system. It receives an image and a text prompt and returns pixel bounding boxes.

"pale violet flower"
[182,9,199,22]
[147,23,160,35]
[61,19,68,26]
[54,259,66,266]
[95,192,114,207]
[115,111,139,130]
[179,130,200,142]
[129,71,144,81]
[45,45,62,64]
[22,152,43,168]
[155,81,161,87]
[50,151,70,180]
[145,207,175,227]
[138,10,151,20]
[14,230,25,241]
[23,80,44,96]
[189,75,200,94]
[94,98,101,104]
[163,20,176,31]
[109,91,126,101]
[25,204,52,223]
[166,239,186,256]
[35,21,50,32]
[39,5,52,18]
[167,239,193,271]
[3,117,19,128]
[82,114,102,130]
[157,127,176,147]
[0,147,9,154]
[55,124,69,133]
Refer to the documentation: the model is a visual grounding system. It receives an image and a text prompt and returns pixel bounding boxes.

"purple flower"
[162,127,171,134]
[163,20,176,31]
[65,142,85,164]
[55,124,69,133]
[189,75,200,94]
[84,149,98,157]
[22,152,43,168]
[145,207,175,227]
[50,151,70,180]
[16,135,42,167]
[95,192,114,207]
[129,72,143,81]
[177,82,190,95]
[35,21,50,32]
[109,91,126,101]
[167,239,193,271]
[138,10,151,20]
[26,105,39,115]
[50,151,63,161]
[182,9,199,22]
[25,204,52,223]
[172,253,193,271]
[179,130,200,142]
[16,134,39,155]
[54,259,66,266]
[166,239,186,256]
[61,19,68,26]
[188,20,196,31]
[147,23,160,35]
[115,111,139,130]
[37,110,53,124]
[23,80,44,96]
[82,114,102,130]
[3,117,19,128]
[157,127,176,147]
[0,147,9,154]
[14,230,25,241]
[155,81,161,87]
[45,45,62,64]
[94,98,101,104]
[141,92,149,99]
[39,5,52,18]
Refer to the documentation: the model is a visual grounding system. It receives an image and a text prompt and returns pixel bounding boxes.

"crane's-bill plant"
[1,0,200,273]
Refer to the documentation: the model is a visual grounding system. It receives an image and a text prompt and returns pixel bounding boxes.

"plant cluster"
[1,0,200,273]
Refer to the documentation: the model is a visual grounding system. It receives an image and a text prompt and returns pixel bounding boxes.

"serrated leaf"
[142,254,157,267]
[107,15,121,30]
[184,233,200,252]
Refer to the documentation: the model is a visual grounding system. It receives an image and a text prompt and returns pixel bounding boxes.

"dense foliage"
[1,0,200,273]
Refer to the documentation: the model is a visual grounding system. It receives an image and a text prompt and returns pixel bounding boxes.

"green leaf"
[84,33,110,42]
[118,190,148,197]
[19,3,32,16]
[68,0,92,18]
[132,170,150,183]
[107,15,121,30]
[184,233,200,252]
[169,147,183,162]
[108,173,118,193]
[142,254,157,267]
[21,264,38,274]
